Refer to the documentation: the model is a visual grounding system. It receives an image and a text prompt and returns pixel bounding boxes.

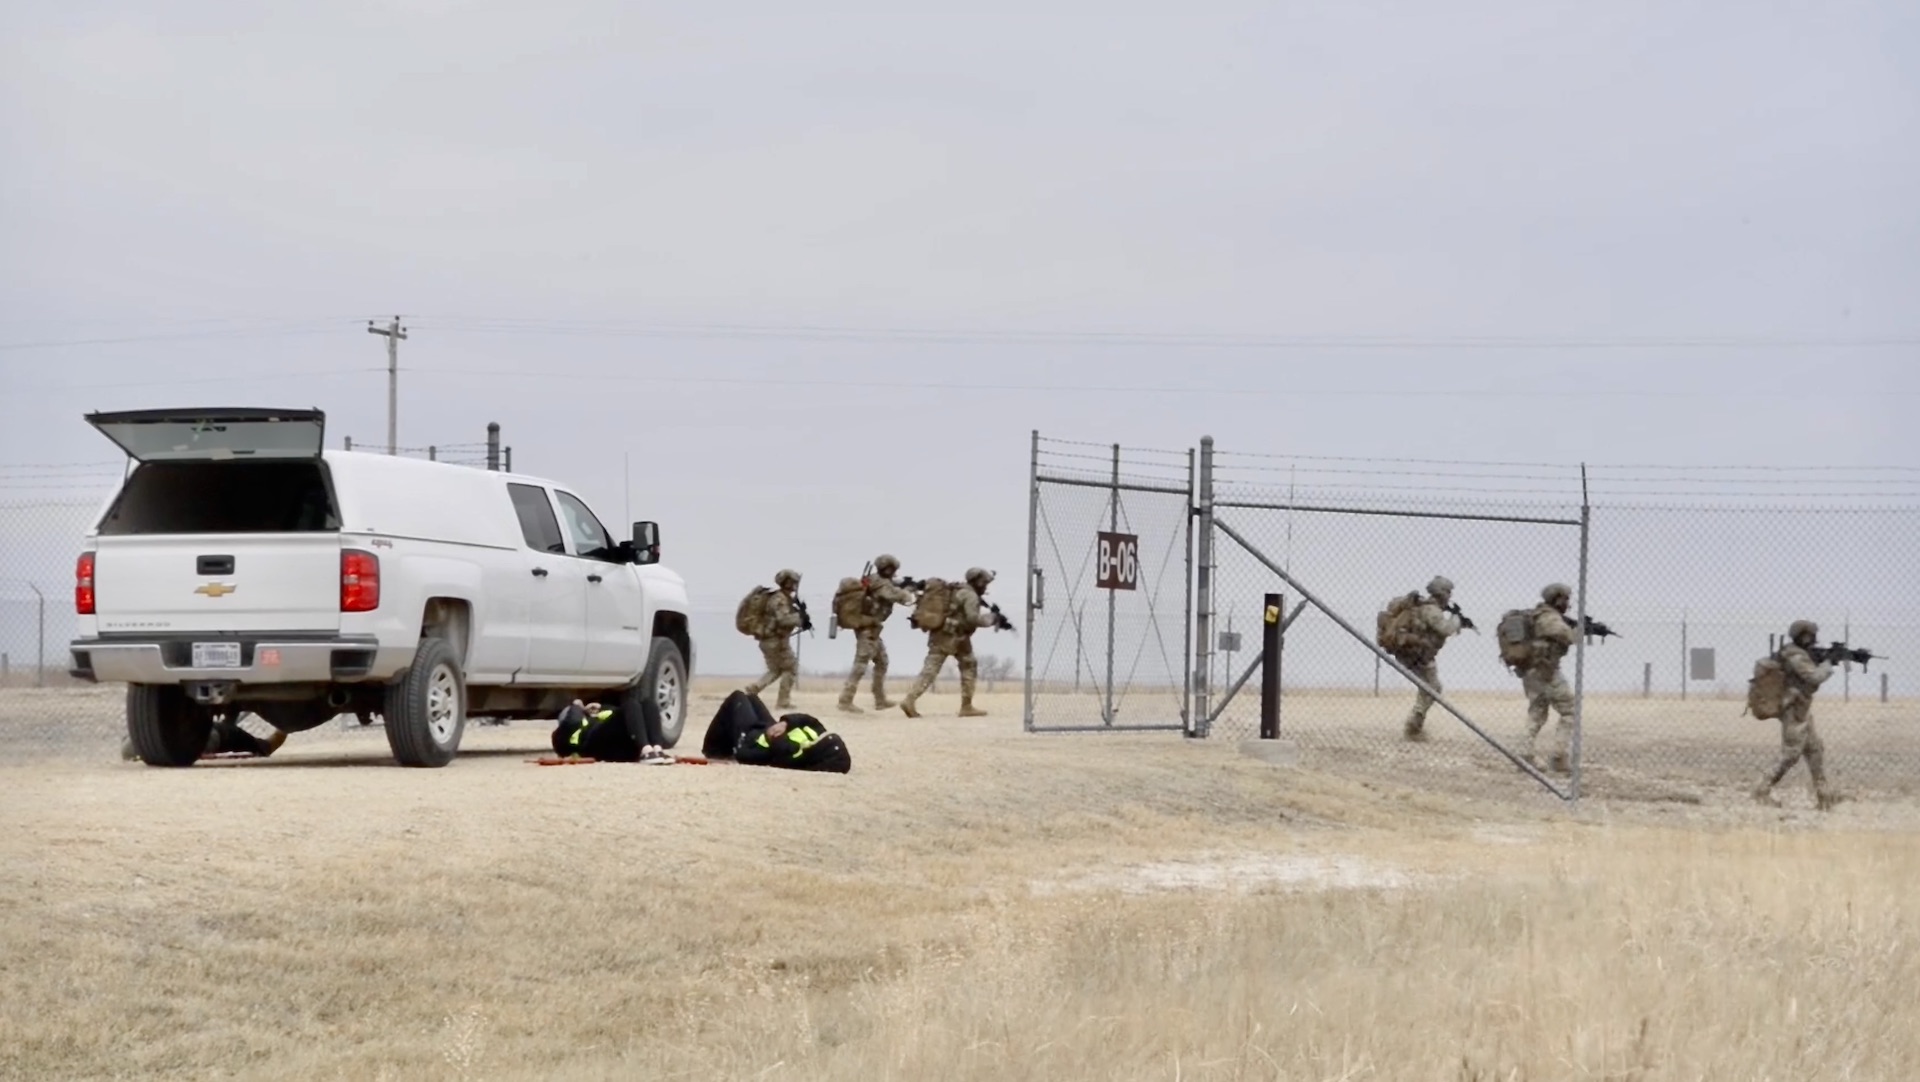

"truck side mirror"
[632,521,660,565]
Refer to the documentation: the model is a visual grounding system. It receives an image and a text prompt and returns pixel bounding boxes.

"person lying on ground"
[551,700,669,763]
[734,713,852,774]
[122,714,287,762]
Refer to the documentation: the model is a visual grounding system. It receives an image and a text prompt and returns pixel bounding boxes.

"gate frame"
[1023,431,1194,734]
[1193,435,1594,802]
[1021,430,1595,804]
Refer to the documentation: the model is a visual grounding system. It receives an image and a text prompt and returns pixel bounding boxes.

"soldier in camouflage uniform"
[1520,582,1579,772]
[1754,619,1839,810]
[838,554,917,714]
[742,569,803,711]
[900,567,999,719]
[1397,576,1464,742]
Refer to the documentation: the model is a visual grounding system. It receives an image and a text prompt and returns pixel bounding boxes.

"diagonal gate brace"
[1212,517,1570,800]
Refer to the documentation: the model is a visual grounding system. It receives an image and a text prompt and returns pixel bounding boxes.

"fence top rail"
[1035,472,1194,497]
[1211,497,1581,528]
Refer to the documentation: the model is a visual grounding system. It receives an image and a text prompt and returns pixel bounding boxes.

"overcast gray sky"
[3,2,1917,681]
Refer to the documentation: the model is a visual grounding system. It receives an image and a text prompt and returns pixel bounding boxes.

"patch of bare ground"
[1,682,1915,1080]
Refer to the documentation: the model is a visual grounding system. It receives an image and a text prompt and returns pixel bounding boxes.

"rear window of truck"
[97,460,341,535]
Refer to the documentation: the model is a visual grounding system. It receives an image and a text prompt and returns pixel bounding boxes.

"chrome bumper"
[69,634,410,685]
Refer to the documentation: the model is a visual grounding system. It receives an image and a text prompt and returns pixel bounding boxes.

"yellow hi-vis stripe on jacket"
[755,725,825,758]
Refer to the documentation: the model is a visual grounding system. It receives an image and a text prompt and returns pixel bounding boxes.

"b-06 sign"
[1095,531,1139,591]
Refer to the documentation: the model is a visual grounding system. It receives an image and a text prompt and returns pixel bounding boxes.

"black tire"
[381,637,466,767]
[625,636,688,749]
[127,683,213,768]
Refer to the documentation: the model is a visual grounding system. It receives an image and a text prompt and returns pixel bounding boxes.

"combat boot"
[899,696,921,718]
[1548,751,1570,774]
[1815,785,1842,811]
[959,699,988,718]
[1402,718,1428,742]
[1750,783,1779,807]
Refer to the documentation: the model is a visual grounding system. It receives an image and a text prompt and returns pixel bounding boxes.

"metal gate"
[1023,433,1193,732]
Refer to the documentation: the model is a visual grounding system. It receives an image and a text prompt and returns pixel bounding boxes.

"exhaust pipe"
[326,687,353,709]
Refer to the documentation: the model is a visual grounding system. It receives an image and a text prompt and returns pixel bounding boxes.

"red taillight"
[76,552,96,615]
[341,550,381,612]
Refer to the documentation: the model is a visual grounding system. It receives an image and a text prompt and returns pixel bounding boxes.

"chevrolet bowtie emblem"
[195,582,236,598]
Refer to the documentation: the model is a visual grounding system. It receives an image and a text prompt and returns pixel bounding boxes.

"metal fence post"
[1191,436,1215,737]
[34,584,45,688]
[1569,472,1591,803]
[1883,673,1891,704]
[1181,445,1195,730]
[1024,430,1040,732]
[1680,609,1688,701]
[1104,443,1119,726]
[486,423,500,471]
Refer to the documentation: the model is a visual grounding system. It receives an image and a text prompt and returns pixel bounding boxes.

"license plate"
[192,642,243,669]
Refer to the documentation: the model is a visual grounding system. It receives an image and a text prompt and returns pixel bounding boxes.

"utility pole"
[366,315,409,454]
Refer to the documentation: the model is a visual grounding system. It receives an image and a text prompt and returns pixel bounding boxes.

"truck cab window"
[507,483,567,553]
[555,491,616,560]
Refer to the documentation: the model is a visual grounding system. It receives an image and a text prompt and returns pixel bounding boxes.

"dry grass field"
[4,679,1919,1080]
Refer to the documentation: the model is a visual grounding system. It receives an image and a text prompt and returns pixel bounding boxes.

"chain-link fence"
[1201,446,1590,800]
[1021,432,1920,808]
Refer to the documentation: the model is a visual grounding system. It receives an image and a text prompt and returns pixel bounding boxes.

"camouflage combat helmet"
[873,554,900,576]
[774,569,801,589]
[965,567,994,588]
[1541,583,1571,605]
[1427,576,1454,600]
[1789,619,1818,644]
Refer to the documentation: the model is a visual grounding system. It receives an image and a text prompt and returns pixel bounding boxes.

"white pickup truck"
[67,407,694,768]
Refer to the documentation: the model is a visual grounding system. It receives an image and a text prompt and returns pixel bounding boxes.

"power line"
[403,316,1920,351]
[6,369,379,395]
[397,365,1920,400]
[5,313,1920,352]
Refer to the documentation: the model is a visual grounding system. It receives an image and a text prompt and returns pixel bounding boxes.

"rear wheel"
[382,637,466,767]
[126,684,213,767]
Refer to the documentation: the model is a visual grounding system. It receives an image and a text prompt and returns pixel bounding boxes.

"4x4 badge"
[195,582,236,598]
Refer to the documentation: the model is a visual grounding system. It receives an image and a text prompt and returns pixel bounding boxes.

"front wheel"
[627,636,688,749]
[382,637,466,767]
[126,684,213,767]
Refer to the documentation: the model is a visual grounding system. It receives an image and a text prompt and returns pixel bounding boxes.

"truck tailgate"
[92,535,343,634]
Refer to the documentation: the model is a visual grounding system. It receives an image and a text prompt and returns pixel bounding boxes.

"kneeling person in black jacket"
[735,713,852,773]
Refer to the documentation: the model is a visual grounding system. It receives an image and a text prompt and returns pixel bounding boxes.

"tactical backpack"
[1496,609,1535,671]
[735,586,776,637]
[833,576,878,631]
[1745,653,1786,720]
[1375,592,1427,660]
[911,578,954,632]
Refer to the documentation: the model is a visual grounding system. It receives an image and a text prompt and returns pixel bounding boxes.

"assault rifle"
[898,576,928,592]
[1808,642,1886,671]
[1570,614,1619,642]
[1443,602,1478,633]
[794,599,814,635]
[985,602,1016,633]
